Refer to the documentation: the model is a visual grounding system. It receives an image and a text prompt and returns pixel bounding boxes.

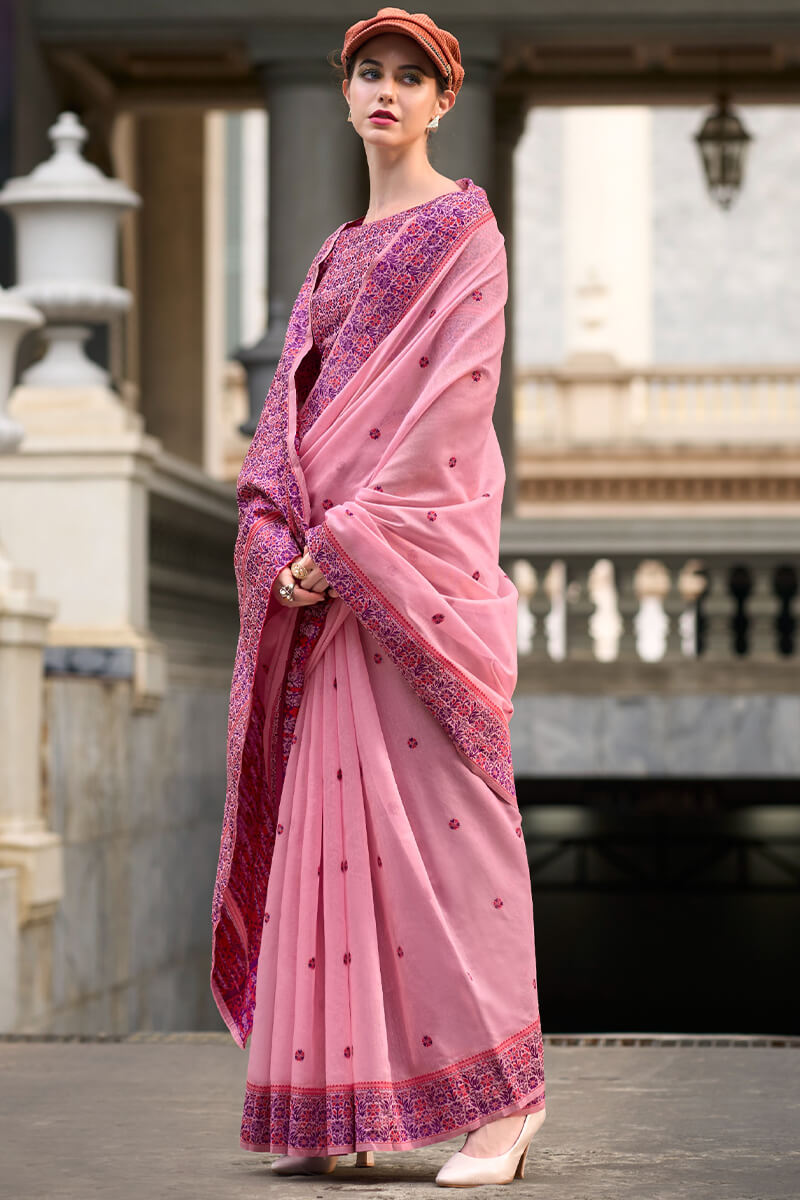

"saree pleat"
[241,605,544,1153]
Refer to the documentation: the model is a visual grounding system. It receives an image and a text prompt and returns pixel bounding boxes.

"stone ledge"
[0,829,63,924]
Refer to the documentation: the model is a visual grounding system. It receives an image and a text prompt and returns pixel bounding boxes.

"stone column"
[237,52,366,433]
[136,111,207,465]
[563,107,653,366]
[0,118,166,710]
[432,59,496,190]
[493,89,528,516]
[0,286,62,1030]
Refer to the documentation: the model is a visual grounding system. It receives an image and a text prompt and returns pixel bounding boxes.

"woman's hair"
[329,45,448,96]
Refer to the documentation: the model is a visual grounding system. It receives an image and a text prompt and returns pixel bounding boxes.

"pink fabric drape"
[210,180,545,1152]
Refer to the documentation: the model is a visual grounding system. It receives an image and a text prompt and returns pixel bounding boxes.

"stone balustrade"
[501,516,798,686]
[515,363,800,447]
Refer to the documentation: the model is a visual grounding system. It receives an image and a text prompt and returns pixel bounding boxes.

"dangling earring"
[346,109,353,123]
[426,114,440,130]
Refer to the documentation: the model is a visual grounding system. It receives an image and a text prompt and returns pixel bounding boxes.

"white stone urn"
[0,111,140,388]
[0,287,43,453]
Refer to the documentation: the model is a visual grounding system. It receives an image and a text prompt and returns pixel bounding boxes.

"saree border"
[240,1016,545,1153]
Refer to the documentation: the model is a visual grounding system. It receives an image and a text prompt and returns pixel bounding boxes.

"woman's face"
[343,32,454,147]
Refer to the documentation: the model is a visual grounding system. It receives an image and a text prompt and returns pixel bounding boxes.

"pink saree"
[211,178,545,1154]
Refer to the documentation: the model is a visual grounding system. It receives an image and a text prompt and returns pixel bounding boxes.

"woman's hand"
[272,551,340,607]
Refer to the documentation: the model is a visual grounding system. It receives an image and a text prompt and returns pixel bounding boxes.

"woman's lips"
[369,114,397,125]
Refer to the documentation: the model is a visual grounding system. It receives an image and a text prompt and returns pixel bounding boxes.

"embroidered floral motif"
[449,818,460,829]
[432,613,445,624]
[336,768,343,779]
[240,1018,545,1154]
[333,676,337,688]
[493,897,504,908]
[407,737,418,748]
[472,370,481,382]
[322,498,334,510]
[449,456,457,467]
[343,950,351,965]
[472,289,483,301]
[295,1049,305,1061]
[341,859,348,872]
[345,509,353,516]
[374,484,384,491]
[369,427,381,439]
[516,826,523,837]
[419,355,429,368]
[264,911,270,923]
[377,855,383,867]
[422,1035,433,1046]
[308,957,316,969]
[344,1046,352,1057]
[373,652,382,663]
[427,510,437,521]
[472,570,480,580]
[429,308,436,317]
[276,824,284,834]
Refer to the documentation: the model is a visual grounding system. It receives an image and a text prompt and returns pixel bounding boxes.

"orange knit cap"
[341,7,465,95]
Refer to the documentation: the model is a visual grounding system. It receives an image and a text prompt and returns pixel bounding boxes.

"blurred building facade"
[0,1,798,1037]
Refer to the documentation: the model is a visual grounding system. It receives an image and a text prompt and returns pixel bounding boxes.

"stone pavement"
[2,1033,798,1200]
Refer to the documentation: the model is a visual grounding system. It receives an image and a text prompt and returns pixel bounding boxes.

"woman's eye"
[358,67,421,84]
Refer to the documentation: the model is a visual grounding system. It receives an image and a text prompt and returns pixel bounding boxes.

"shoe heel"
[514,1143,529,1180]
[355,1150,375,1167]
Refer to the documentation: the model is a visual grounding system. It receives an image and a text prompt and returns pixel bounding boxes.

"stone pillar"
[493,89,528,517]
[433,59,495,190]
[0,285,62,1029]
[0,121,166,709]
[0,553,61,926]
[237,53,366,433]
[563,107,653,366]
[136,111,206,465]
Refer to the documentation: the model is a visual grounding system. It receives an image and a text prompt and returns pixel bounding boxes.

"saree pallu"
[210,179,545,1153]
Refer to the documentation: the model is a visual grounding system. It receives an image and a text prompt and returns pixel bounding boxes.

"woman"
[210,7,546,1188]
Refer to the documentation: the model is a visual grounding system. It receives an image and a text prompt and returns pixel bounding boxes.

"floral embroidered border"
[241,1018,545,1153]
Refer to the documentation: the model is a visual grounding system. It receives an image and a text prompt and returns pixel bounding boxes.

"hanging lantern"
[693,93,753,210]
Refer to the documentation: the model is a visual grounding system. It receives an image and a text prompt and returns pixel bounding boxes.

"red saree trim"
[240,1017,545,1154]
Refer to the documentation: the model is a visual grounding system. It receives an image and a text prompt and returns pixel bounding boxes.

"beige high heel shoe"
[270,1149,374,1175]
[435,1109,546,1187]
